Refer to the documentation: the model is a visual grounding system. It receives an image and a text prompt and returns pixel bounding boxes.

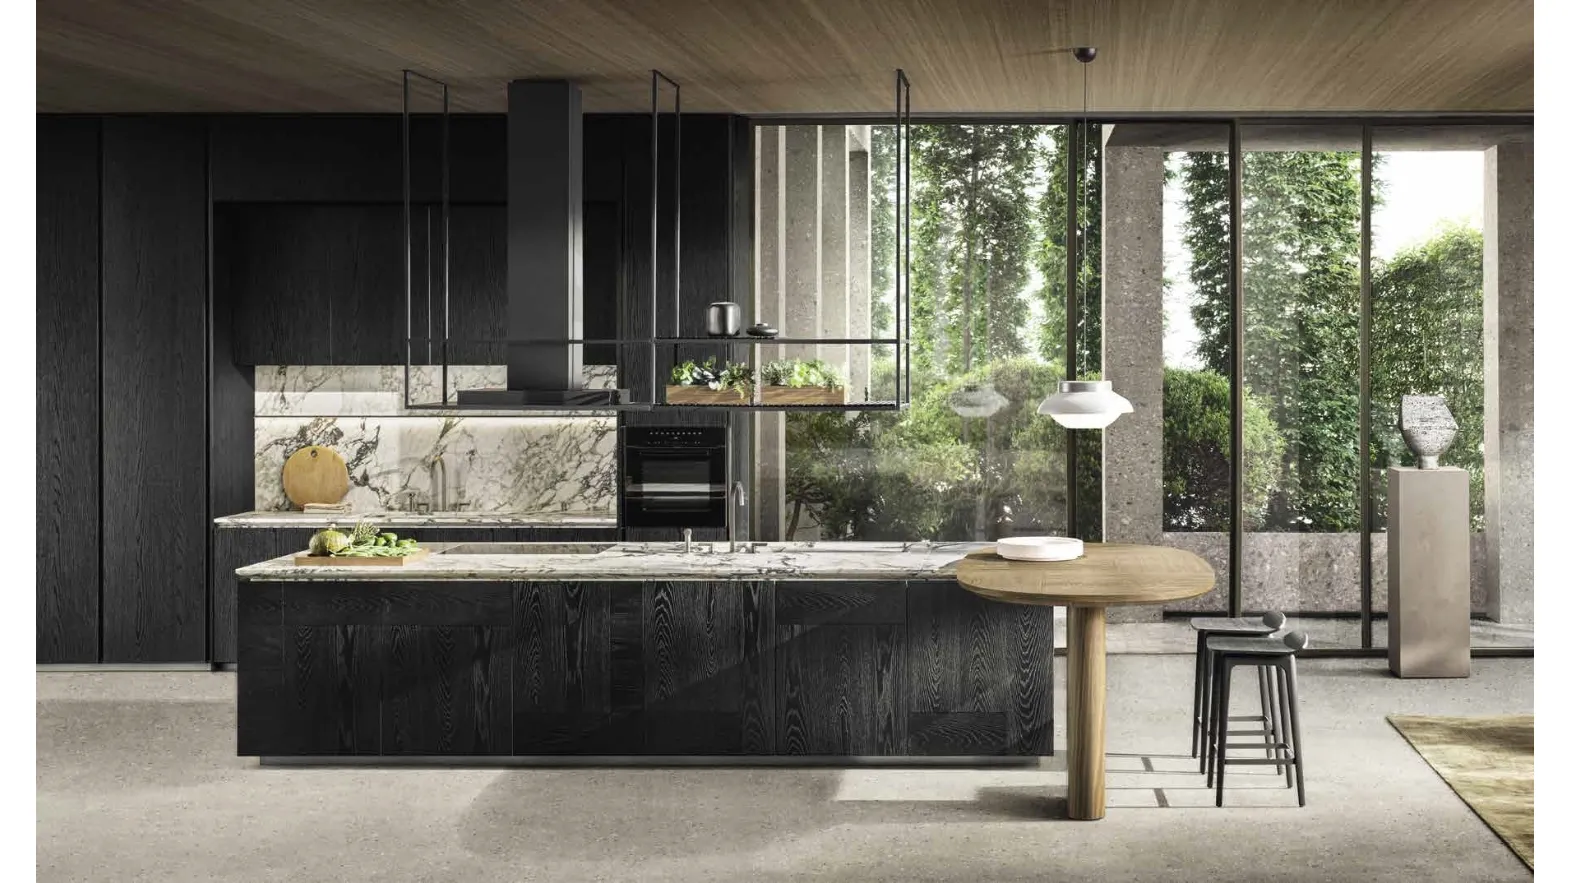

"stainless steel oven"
[620,426,728,528]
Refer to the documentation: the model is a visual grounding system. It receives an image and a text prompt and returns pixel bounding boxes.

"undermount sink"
[436,542,617,555]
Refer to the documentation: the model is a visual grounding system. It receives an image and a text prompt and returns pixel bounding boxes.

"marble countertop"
[214,510,619,528]
[236,540,991,582]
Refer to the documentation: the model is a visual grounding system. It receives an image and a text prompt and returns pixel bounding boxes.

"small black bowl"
[746,323,780,338]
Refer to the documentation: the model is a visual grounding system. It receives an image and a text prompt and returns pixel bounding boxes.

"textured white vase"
[1399,394,1458,469]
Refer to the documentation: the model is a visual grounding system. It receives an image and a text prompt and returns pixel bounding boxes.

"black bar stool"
[1205,630,1307,807]
[1189,612,1286,771]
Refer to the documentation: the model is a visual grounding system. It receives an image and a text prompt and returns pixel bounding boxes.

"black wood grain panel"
[36,115,101,663]
[236,583,285,755]
[643,580,743,712]
[776,623,906,755]
[514,580,645,754]
[738,580,776,754]
[283,581,511,627]
[237,582,285,671]
[495,528,620,543]
[212,529,286,664]
[328,205,405,364]
[775,581,907,625]
[217,204,332,364]
[1006,599,1055,756]
[211,115,506,204]
[905,580,1007,714]
[285,625,380,755]
[274,529,318,557]
[100,116,209,663]
[208,210,256,547]
[445,204,506,365]
[908,712,1009,756]
[211,116,401,203]
[513,712,645,755]
[380,626,514,755]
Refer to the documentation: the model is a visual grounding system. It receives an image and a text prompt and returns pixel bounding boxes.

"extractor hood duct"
[457,79,624,407]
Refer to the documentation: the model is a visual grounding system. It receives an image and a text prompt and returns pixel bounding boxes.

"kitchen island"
[235,541,1054,760]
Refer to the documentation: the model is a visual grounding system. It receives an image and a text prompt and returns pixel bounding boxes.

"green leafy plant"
[313,519,421,558]
[761,358,843,389]
[670,357,751,399]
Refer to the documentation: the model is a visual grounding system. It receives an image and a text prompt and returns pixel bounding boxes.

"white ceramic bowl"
[995,536,1084,562]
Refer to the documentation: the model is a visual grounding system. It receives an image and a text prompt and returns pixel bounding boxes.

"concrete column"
[1100,142,1166,623]
[847,129,873,399]
[1483,137,1533,626]
[820,126,850,382]
[783,126,822,361]
[753,127,787,541]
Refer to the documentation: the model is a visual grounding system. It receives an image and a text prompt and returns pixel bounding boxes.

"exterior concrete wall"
[753,126,787,541]
[1162,531,1488,617]
[783,126,822,361]
[1483,137,1534,626]
[847,144,872,398]
[1101,144,1166,623]
[819,126,849,382]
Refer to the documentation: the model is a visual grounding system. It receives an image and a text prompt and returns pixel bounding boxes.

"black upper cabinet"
[210,115,505,204]
[223,203,504,366]
[100,117,210,663]
[36,116,102,664]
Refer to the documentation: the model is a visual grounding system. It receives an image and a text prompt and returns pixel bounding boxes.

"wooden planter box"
[760,385,847,406]
[665,384,749,406]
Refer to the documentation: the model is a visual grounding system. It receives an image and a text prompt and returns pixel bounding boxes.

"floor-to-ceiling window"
[756,122,1078,543]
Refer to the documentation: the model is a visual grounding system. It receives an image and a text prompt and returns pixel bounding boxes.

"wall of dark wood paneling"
[36,116,102,663]
[100,117,210,663]
[241,578,1053,757]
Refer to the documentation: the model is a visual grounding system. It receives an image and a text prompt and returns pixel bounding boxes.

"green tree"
[1370,224,1485,527]
[1181,149,1363,531]
[1163,368,1284,530]
[910,124,1042,375]
[1038,124,1101,375]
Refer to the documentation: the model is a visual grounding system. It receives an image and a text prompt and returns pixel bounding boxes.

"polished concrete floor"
[38,657,1533,883]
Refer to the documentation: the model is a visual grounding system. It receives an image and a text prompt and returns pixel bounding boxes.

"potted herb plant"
[666,356,753,405]
[759,358,847,405]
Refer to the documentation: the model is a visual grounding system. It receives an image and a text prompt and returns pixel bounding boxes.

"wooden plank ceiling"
[37,0,1533,114]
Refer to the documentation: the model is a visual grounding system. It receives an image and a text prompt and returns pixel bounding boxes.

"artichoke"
[308,528,350,556]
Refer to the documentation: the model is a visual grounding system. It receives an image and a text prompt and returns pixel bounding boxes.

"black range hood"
[456,79,626,407]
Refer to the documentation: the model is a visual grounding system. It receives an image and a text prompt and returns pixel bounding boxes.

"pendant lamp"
[1037,46,1132,430]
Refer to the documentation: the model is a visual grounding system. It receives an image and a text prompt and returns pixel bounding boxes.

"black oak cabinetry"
[212,527,619,664]
[239,578,1053,757]
[209,115,506,204]
[36,116,102,664]
[100,117,210,663]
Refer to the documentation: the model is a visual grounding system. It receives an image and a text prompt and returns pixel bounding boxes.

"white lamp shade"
[1036,380,1133,429]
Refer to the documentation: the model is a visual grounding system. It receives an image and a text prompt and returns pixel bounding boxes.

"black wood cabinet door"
[37,116,101,664]
[100,117,209,663]
[211,115,504,204]
[774,581,908,755]
[218,204,333,365]
[211,529,287,665]
[329,205,405,365]
[514,581,646,754]
[904,581,1054,756]
[445,205,506,365]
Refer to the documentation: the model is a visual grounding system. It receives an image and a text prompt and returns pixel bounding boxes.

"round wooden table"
[956,543,1215,820]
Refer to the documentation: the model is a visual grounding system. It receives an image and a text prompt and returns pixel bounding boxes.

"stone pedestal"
[1388,467,1471,678]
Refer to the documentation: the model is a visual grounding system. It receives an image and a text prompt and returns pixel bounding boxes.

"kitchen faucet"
[428,454,447,512]
[728,481,747,553]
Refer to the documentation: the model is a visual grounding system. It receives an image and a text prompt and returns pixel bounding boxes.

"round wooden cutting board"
[281,445,350,508]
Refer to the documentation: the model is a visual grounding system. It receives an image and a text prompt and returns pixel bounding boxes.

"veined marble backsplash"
[253,365,618,514]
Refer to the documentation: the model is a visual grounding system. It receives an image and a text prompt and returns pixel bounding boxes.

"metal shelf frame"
[401,68,913,413]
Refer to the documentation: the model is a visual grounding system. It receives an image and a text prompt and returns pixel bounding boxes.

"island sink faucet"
[729,481,747,552]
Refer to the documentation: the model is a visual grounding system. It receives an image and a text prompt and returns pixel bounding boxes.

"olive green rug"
[1387,714,1534,869]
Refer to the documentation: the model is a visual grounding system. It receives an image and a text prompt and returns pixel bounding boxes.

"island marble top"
[236,541,992,582]
[214,510,619,529]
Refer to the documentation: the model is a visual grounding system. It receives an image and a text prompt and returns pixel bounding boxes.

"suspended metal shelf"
[400,68,913,413]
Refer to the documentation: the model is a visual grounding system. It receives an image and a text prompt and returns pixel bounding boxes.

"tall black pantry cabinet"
[36,117,101,663]
[36,116,210,663]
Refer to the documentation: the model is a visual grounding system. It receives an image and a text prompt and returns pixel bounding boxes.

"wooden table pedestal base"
[1067,604,1107,820]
